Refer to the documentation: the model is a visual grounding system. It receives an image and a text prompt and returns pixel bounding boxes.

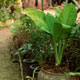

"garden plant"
[25,3,80,80]
[25,3,78,66]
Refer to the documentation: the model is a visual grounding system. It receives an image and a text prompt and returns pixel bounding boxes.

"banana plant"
[25,3,79,66]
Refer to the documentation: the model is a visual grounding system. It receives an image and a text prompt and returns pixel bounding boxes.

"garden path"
[0,28,21,80]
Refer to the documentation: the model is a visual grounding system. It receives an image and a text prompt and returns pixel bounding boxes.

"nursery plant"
[25,3,79,67]
[16,30,53,66]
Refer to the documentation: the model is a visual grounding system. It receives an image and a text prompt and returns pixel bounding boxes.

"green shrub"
[0,7,10,22]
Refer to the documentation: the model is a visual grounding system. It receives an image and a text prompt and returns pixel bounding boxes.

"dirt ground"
[0,28,21,80]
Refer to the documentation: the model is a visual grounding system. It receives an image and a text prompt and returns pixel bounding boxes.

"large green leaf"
[25,8,58,36]
[55,8,62,18]
[25,4,77,66]
[25,6,77,40]
[53,23,72,40]
[44,13,58,36]
[60,3,77,26]
[25,8,49,33]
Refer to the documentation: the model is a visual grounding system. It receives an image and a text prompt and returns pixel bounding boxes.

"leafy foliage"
[25,3,79,66]
[0,0,17,7]
[10,14,53,66]
[60,3,77,26]
[10,20,23,35]
[15,28,53,66]
[0,7,10,22]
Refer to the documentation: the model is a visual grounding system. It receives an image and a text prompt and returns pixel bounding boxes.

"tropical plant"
[25,3,79,66]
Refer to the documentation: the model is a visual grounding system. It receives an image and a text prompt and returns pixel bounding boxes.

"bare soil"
[0,28,21,80]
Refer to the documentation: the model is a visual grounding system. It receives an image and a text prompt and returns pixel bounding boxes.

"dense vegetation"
[0,0,80,80]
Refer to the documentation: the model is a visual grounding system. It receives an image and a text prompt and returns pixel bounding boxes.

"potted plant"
[15,28,53,77]
[25,3,79,80]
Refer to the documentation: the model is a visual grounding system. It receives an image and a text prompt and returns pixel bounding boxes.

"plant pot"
[23,59,37,76]
[30,64,40,77]
[71,76,80,80]
[38,67,70,80]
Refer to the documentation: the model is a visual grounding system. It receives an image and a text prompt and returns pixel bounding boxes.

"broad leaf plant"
[25,3,80,66]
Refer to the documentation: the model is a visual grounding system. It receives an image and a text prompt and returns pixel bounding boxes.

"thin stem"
[51,38,66,66]
[58,40,62,57]
[18,54,24,80]
[52,39,60,66]
[59,40,66,63]
[41,0,44,11]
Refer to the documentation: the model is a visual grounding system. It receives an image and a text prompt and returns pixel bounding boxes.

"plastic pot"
[23,59,35,76]
[30,64,40,77]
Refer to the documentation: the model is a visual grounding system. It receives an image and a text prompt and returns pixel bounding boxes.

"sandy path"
[0,28,21,80]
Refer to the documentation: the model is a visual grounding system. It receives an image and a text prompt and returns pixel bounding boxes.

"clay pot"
[38,67,70,80]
